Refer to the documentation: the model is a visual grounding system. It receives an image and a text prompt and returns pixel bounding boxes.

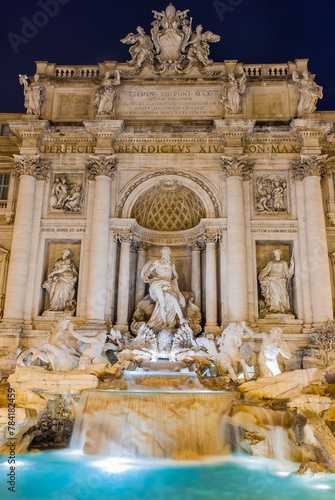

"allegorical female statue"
[221,68,246,115]
[94,70,120,115]
[19,74,44,115]
[258,249,294,315]
[141,247,188,331]
[43,248,78,311]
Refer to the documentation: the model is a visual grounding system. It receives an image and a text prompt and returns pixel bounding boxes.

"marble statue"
[243,325,291,377]
[221,69,246,115]
[121,27,154,70]
[121,4,220,74]
[17,316,80,371]
[197,322,250,381]
[292,70,323,116]
[185,24,220,67]
[70,330,108,370]
[43,248,78,311]
[19,74,44,115]
[258,249,294,315]
[94,70,120,115]
[141,247,188,331]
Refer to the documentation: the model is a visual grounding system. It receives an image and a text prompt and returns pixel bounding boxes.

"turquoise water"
[1,451,335,500]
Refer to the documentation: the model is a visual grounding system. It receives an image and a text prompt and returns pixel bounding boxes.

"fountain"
[1,246,335,499]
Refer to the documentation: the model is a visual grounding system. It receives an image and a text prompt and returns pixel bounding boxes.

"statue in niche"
[258,249,294,316]
[121,27,154,70]
[140,247,188,332]
[221,68,246,115]
[243,325,291,377]
[292,70,323,116]
[94,70,120,115]
[43,248,78,312]
[19,74,44,115]
[50,177,83,212]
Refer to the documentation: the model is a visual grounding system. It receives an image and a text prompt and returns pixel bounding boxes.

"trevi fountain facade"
[1,3,335,498]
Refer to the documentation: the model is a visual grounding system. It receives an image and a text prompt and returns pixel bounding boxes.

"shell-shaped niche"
[131,180,206,231]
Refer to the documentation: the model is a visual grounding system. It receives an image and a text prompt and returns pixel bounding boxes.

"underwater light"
[93,458,132,474]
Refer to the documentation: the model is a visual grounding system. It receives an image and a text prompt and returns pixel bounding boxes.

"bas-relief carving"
[221,69,246,115]
[49,175,83,213]
[292,71,323,116]
[43,248,78,312]
[258,249,295,317]
[121,3,220,75]
[19,74,44,116]
[255,174,288,214]
[94,70,120,116]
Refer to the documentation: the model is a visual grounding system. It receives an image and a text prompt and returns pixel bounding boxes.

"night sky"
[1,0,335,113]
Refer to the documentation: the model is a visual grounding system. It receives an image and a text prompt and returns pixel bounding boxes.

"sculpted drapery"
[43,248,78,311]
[141,247,187,331]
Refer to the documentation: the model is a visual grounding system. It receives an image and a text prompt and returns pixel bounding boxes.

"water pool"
[1,451,335,500]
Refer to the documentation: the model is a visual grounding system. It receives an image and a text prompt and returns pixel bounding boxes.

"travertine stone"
[204,234,218,328]
[85,168,112,323]
[3,157,49,322]
[115,233,132,332]
[222,156,250,322]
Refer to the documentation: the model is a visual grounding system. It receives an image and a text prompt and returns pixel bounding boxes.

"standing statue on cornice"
[121,27,154,71]
[19,74,44,115]
[141,247,188,331]
[94,70,120,115]
[221,68,246,114]
[292,70,323,116]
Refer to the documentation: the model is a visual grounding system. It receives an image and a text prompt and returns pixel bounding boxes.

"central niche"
[131,180,206,231]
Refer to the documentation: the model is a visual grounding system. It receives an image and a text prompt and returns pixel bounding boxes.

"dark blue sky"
[1,0,335,113]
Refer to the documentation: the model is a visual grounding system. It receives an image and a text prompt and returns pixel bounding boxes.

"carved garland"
[116,169,220,218]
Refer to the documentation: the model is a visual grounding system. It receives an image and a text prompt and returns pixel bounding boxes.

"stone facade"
[0,5,335,375]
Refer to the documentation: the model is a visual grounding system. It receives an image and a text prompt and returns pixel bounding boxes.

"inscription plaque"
[118,87,222,119]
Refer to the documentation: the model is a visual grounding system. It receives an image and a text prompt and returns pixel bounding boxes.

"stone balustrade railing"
[34,59,308,80]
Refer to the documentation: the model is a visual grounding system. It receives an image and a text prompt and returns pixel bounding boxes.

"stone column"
[3,156,49,322]
[222,155,251,322]
[116,233,132,332]
[85,155,116,324]
[204,234,218,330]
[292,155,333,323]
[188,242,202,308]
[134,242,149,307]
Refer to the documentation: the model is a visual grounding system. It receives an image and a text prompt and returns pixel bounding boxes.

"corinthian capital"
[291,154,328,180]
[13,155,50,179]
[221,155,252,179]
[86,155,116,179]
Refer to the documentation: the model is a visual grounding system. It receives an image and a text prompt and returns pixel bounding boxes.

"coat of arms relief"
[121,3,221,75]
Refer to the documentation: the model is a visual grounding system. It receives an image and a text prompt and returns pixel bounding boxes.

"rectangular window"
[0,173,10,200]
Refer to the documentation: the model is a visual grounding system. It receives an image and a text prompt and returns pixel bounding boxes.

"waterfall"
[71,390,234,459]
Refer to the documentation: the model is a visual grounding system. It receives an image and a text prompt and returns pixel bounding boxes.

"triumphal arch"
[0,3,334,374]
